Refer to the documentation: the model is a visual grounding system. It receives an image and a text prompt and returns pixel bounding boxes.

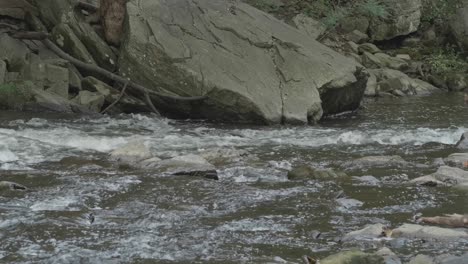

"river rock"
[320,250,385,264]
[364,71,378,96]
[292,14,326,40]
[391,224,468,240]
[444,153,468,169]
[376,247,401,264]
[199,147,249,166]
[369,0,422,41]
[343,223,386,241]
[450,3,468,52]
[408,255,435,264]
[361,51,383,69]
[109,141,152,165]
[141,154,218,179]
[455,132,468,150]
[344,41,360,54]
[345,155,408,169]
[411,166,468,187]
[371,68,440,96]
[119,0,368,124]
[336,198,364,209]
[287,165,347,180]
[0,181,27,191]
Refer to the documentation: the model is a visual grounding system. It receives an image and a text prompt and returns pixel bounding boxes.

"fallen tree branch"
[100,81,128,114]
[41,39,207,102]
[144,91,161,117]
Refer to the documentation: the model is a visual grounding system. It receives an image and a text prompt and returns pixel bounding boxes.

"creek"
[0,93,467,263]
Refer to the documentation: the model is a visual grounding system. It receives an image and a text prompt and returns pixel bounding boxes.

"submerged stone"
[110,141,152,165]
[287,165,347,180]
[320,250,385,264]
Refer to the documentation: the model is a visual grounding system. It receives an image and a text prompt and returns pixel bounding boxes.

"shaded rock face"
[119,0,367,124]
[369,0,422,41]
[450,4,468,52]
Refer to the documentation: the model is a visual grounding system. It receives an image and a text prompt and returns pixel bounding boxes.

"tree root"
[100,81,128,114]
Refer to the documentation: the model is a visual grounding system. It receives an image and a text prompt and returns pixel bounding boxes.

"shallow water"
[0,93,467,263]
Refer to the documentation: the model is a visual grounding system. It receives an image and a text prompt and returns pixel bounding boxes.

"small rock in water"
[336,198,363,209]
[109,141,152,165]
[352,175,381,185]
[0,181,27,191]
[86,213,95,224]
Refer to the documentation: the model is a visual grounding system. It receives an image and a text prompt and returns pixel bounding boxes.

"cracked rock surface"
[119,0,367,124]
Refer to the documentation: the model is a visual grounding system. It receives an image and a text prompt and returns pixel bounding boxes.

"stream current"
[0,93,467,263]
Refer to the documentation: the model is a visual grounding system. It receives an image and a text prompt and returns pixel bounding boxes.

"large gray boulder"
[369,0,422,41]
[119,0,367,124]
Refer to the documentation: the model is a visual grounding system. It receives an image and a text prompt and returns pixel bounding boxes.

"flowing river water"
[0,93,467,263]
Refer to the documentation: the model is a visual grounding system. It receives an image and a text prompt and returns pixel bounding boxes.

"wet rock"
[444,153,468,169]
[358,43,381,54]
[376,247,401,264]
[343,223,386,241]
[345,30,369,44]
[119,0,368,124]
[320,250,385,264]
[391,224,468,240]
[410,166,468,187]
[336,198,363,209]
[72,90,105,112]
[144,154,218,179]
[408,255,435,264]
[369,0,421,41]
[352,175,381,185]
[345,155,408,169]
[0,0,35,20]
[455,132,468,150]
[287,165,347,180]
[199,147,249,166]
[137,157,162,169]
[292,14,326,40]
[0,181,27,191]
[364,72,378,97]
[372,69,440,96]
[109,141,152,165]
